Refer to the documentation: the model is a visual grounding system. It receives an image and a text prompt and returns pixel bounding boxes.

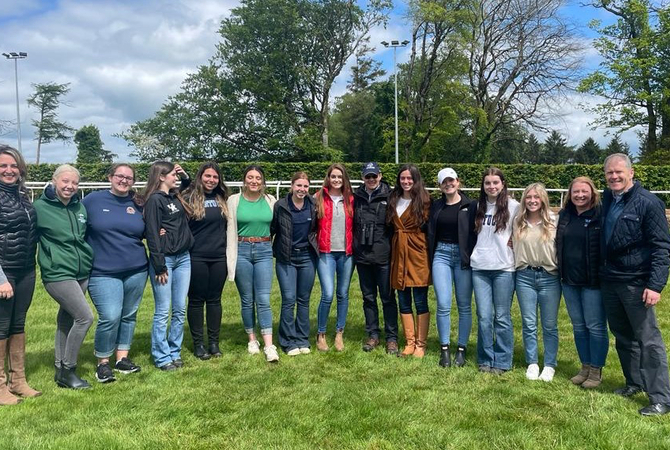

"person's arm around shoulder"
[226,194,240,281]
[642,194,670,305]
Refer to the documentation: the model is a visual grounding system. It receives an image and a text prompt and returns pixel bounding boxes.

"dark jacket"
[555,203,601,287]
[271,194,318,264]
[427,192,476,269]
[33,185,93,282]
[144,191,194,274]
[0,182,37,273]
[353,181,392,265]
[600,181,670,293]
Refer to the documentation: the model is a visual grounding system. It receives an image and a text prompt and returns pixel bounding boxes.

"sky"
[0,0,640,163]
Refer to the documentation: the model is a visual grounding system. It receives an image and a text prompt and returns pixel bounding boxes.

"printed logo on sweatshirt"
[102,208,110,212]
[126,207,136,215]
[77,213,86,224]
[483,214,496,227]
[204,199,218,208]
[167,202,179,214]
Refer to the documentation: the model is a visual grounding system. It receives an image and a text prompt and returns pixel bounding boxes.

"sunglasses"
[365,174,378,180]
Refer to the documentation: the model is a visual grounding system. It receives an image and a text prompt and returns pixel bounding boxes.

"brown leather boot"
[8,333,41,398]
[400,314,416,357]
[413,313,430,358]
[581,366,602,389]
[334,330,344,352]
[570,364,590,385]
[316,333,329,352]
[0,339,21,405]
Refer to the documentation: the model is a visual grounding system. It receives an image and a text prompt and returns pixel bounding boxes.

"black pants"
[187,259,227,346]
[602,282,670,404]
[0,268,36,340]
[358,263,398,342]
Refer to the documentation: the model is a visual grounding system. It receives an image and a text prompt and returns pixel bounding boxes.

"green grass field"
[3,269,670,450]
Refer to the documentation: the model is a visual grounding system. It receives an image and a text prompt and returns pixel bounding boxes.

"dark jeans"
[397,287,429,315]
[188,259,227,346]
[276,249,316,352]
[0,268,36,340]
[602,282,670,404]
[358,262,397,342]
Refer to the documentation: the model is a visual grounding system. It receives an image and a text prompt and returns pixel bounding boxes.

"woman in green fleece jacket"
[33,164,94,390]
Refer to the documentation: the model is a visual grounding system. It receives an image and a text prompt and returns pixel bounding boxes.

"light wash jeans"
[89,270,148,358]
[562,283,609,368]
[235,241,274,335]
[515,268,561,368]
[149,252,191,368]
[432,242,473,347]
[472,270,515,370]
[317,252,354,333]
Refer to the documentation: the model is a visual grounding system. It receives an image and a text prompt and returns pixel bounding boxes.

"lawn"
[3,268,670,450]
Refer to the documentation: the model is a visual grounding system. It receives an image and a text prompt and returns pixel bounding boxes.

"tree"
[603,135,633,160]
[573,137,603,164]
[75,125,115,164]
[541,130,574,164]
[27,82,75,164]
[465,0,581,161]
[521,133,544,164]
[579,0,670,158]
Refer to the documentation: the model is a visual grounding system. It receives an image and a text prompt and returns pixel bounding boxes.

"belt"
[238,236,271,243]
[528,266,545,272]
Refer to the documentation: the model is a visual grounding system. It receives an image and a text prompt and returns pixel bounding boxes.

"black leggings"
[187,260,227,345]
[0,269,36,340]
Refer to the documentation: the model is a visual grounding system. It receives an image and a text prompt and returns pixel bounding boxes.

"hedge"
[26,162,670,192]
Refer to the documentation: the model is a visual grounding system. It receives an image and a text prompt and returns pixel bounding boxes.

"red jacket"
[316,187,354,255]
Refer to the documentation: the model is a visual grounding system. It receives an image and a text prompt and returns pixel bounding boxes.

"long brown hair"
[315,163,353,218]
[181,162,229,220]
[474,167,511,234]
[386,164,430,225]
[136,161,175,207]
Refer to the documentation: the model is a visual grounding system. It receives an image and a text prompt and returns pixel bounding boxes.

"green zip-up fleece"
[33,185,93,282]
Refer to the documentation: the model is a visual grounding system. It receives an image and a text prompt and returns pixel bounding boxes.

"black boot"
[56,366,91,390]
[454,346,467,367]
[208,342,222,358]
[54,363,62,382]
[194,344,211,360]
[438,345,451,368]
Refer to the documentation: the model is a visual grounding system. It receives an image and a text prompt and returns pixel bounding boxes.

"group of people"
[0,143,669,416]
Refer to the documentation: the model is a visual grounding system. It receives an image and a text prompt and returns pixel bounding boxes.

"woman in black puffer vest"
[0,144,40,404]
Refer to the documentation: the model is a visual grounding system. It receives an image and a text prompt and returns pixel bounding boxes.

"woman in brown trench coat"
[387,164,431,358]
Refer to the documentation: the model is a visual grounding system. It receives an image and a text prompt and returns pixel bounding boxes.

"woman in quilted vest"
[314,164,355,352]
[0,145,40,404]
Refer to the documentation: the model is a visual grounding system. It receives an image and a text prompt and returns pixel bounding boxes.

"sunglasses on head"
[365,174,378,179]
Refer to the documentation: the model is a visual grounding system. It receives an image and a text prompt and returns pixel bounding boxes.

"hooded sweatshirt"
[33,185,93,282]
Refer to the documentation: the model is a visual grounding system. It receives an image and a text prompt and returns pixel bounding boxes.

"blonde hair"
[514,183,554,241]
[52,164,80,181]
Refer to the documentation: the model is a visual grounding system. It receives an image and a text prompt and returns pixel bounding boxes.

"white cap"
[437,168,458,185]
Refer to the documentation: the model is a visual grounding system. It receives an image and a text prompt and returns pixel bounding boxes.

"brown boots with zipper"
[400,313,429,358]
[570,364,602,389]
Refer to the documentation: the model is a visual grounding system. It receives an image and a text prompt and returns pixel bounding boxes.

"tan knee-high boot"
[413,313,430,358]
[0,339,21,405]
[400,314,416,357]
[8,334,41,398]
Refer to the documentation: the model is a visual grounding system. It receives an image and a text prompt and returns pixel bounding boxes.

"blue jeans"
[562,283,609,368]
[276,249,317,352]
[397,287,429,315]
[317,252,354,333]
[235,241,274,335]
[89,270,148,358]
[432,242,473,347]
[472,270,515,370]
[515,268,561,368]
[149,252,191,367]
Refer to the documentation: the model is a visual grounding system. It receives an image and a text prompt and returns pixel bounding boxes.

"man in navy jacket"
[601,153,670,416]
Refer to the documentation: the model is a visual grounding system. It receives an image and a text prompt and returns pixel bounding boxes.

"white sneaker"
[526,363,540,380]
[299,347,311,354]
[539,366,555,382]
[286,348,301,357]
[247,340,261,355]
[264,344,279,362]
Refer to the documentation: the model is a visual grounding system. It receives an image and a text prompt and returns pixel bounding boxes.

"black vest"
[0,182,37,271]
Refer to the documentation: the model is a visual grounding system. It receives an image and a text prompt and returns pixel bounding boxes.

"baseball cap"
[362,162,380,176]
[437,168,458,185]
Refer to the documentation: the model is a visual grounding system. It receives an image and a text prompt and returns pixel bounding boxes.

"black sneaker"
[158,362,177,371]
[172,358,184,368]
[115,357,141,374]
[95,363,116,383]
